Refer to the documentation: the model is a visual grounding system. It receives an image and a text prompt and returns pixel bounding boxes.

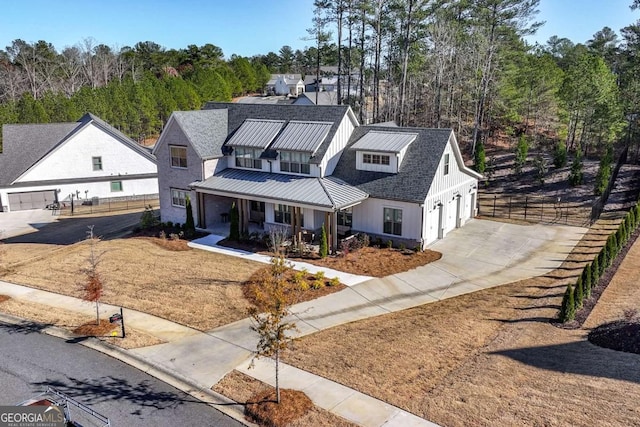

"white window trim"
[170,145,188,169]
[444,153,450,175]
[235,147,262,169]
[280,151,311,175]
[171,188,189,208]
[383,207,402,236]
[110,181,123,192]
[362,152,390,165]
[92,156,103,171]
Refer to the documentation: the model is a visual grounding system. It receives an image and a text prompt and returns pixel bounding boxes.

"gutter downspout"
[419,203,425,250]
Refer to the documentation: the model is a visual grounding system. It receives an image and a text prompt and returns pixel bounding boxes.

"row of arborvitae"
[559,204,640,323]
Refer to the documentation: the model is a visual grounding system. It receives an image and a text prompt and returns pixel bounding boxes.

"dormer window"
[280,151,310,174]
[235,147,262,169]
[363,153,390,166]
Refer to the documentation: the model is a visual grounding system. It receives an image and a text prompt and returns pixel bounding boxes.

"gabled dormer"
[351,131,418,173]
[225,119,285,172]
[271,121,333,177]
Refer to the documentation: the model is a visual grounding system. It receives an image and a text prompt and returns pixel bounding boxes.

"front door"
[250,201,265,224]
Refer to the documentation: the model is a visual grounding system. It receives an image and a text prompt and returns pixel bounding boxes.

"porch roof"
[191,168,368,210]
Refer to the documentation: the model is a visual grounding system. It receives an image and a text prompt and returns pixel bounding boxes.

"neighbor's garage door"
[8,190,56,211]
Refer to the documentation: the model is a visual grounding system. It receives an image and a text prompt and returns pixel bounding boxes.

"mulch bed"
[0,295,10,304]
[72,319,118,336]
[245,389,313,427]
[588,320,640,354]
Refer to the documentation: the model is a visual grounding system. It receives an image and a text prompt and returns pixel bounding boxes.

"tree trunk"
[275,349,280,404]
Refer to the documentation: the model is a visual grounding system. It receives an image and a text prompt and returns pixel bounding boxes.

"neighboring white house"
[0,113,158,212]
[153,103,481,250]
[266,74,305,96]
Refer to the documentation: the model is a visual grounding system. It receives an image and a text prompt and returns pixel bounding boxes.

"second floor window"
[363,153,390,165]
[444,153,450,175]
[92,156,102,171]
[235,147,262,169]
[170,146,187,168]
[280,151,310,174]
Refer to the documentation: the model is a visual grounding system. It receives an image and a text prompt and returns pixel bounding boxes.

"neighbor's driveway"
[0,209,143,244]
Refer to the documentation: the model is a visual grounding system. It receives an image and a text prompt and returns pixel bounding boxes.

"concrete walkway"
[0,219,587,427]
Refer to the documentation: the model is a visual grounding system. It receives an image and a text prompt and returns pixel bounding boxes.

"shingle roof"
[0,113,154,187]
[270,121,333,153]
[171,109,228,158]
[332,126,454,203]
[191,168,368,210]
[226,119,285,148]
[204,102,356,164]
[351,131,417,153]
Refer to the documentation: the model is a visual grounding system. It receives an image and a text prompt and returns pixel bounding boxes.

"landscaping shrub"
[574,276,584,310]
[184,196,196,238]
[229,202,240,241]
[140,205,159,229]
[592,256,600,285]
[594,144,613,196]
[553,141,567,168]
[568,152,583,186]
[534,153,547,185]
[598,247,607,274]
[559,284,575,322]
[514,135,529,175]
[319,224,328,258]
[474,141,486,174]
[584,263,592,299]
[329,277,340,287]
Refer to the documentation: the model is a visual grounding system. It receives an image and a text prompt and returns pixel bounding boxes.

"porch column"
[241,199,250,235]
[331,211,338,252]
[293,206,302,245]
[197,192,205,228]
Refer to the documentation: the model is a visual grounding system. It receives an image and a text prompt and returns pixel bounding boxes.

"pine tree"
[584,264,592,299]
[574,276,584,310]
[560,284,575,323]
[319,223,328,258]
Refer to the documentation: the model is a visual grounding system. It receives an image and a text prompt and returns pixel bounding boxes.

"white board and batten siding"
[352,198,423,243]
[319,113,357,177]
[423,135,479,246]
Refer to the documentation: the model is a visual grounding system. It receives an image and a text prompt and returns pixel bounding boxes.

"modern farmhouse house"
[154,103,481,249]
[0,113,158,212]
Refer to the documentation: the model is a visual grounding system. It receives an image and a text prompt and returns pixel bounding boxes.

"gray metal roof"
[0,113,155,187]
[226,119,285,148]
[351,131,417,153]
[204,103,356,164]
[270,121,333,153]
[191,168,368,210]
[332,126,455,203]
[171,109,228,159]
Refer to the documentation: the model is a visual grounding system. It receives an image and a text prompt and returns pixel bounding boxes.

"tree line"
[1,0,639,160]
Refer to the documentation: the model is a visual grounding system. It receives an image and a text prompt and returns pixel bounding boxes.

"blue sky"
[0,0,638,58]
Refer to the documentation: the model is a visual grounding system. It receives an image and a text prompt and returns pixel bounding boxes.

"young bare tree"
[248,255,297,404]
[82,225,104,325]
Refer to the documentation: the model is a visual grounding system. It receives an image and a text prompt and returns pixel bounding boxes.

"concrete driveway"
[0,209,144,244]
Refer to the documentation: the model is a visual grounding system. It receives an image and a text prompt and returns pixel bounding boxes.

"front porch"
[190,168,369,252]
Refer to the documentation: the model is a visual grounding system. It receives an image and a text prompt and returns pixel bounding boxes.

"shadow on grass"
[489,340,640,384]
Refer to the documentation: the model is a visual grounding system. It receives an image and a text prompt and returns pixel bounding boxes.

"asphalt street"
[0,322,244,427]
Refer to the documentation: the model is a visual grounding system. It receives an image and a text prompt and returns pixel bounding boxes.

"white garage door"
[8,190,56,211]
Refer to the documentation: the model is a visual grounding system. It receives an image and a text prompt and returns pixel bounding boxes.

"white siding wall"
[203,157,227,180]
[320,114,357,176]
[0,178,158,211]
[355,151,398,173]
[423,134,478,246]
[352,198,422,243]
[17,124,156,182]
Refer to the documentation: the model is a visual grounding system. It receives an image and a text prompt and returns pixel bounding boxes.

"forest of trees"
[0,0,638,160]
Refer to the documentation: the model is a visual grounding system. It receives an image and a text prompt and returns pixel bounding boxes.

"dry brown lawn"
[213,370,357,427]
[281,217,640,426]
[0,297,162,349]
[2,237,262,331]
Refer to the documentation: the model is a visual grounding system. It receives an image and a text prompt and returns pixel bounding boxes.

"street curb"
[0,312,256,427]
